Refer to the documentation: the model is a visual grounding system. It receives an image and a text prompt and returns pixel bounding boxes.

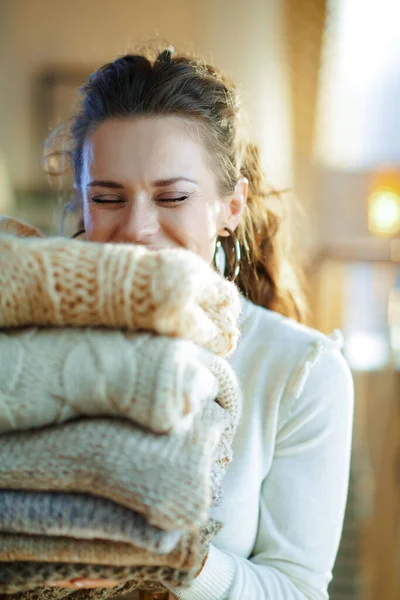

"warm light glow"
[345,331,390,371]
[368,188,400,237]
[315,0,400,168]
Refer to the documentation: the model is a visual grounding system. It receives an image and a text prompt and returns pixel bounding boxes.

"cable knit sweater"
[0,328,240,437]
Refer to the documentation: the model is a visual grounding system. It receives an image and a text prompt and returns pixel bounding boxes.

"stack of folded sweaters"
[0,218,243,599]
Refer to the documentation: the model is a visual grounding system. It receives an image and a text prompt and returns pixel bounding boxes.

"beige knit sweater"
[0,515,223,596]
[0,218,240,357]
[0,532,198,569]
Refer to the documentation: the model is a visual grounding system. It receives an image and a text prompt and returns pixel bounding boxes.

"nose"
[119,199,159,244]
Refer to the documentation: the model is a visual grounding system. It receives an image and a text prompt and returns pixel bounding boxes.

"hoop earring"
[213,227,241,282]
[70,228,86,239]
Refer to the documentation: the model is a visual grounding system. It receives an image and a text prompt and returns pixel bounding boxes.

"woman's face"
[79,115,248,264]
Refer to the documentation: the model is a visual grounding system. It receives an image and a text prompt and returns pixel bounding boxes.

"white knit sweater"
[164,294,354,600]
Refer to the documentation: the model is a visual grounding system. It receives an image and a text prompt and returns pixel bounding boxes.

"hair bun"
[157,46,176,63]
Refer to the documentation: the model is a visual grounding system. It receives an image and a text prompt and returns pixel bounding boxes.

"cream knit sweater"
[0,327,241,438]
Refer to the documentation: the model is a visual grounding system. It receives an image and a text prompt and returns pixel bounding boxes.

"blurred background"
[0,0,399,598]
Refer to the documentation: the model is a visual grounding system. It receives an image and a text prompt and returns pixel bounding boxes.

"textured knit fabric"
[0,533,198,568]
[0,217,44,239]
[1,215,352,599]
[0,403,230,532]
[0,217,242,598]
[0,491,182,550]
[0,300,355,600]
[0,328,221,435]
[0,567,169,598]
[0,519,223,596]
[0,296,355,600]
[0,223,240,358]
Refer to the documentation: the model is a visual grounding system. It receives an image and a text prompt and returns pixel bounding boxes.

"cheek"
[83,202,116,242]
[205,201,220,238]
[160,200,220,263]
[199,202,220,263]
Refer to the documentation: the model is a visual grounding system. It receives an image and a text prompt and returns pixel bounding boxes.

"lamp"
[367,172,400,238]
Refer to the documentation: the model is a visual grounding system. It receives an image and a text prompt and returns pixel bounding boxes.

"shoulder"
[233,295,354,420]
[237,294,344,363]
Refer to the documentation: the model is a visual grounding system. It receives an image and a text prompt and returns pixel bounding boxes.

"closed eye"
[90,194,190,205]
[156,195,189,204]
[91,195,125,204]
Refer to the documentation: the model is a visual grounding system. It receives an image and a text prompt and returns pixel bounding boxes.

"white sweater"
[165,294,354,600]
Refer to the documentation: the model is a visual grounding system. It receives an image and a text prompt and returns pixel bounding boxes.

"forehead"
[82,116,211,182]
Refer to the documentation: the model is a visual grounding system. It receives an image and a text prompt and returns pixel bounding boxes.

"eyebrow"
[86,177,198,189]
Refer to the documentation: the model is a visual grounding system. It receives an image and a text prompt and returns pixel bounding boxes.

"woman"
[44,45,354,599]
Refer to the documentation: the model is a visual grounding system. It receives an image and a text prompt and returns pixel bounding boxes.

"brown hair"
[43,44,309,323]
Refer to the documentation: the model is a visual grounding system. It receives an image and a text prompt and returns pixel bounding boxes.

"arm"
[165,343,354,599]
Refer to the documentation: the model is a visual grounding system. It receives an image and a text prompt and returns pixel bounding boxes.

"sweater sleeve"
[164,341,354,600]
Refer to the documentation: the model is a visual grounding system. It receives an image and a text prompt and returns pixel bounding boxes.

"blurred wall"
[0,0,198,189]
[198,0,293,190]
[0,0,293,194]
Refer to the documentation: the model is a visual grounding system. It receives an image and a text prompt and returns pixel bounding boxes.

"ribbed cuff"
[164,544,236,600]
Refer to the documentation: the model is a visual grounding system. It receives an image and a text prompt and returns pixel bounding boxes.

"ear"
[217,176,248,237]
